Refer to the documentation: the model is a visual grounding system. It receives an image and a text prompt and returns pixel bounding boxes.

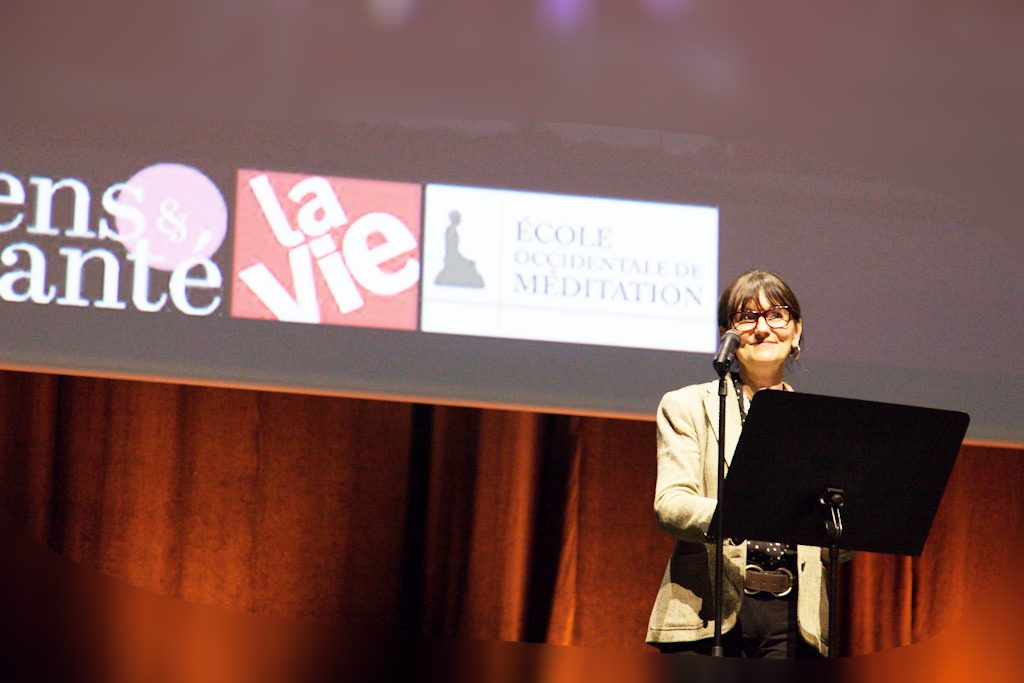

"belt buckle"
[743,563,794,598]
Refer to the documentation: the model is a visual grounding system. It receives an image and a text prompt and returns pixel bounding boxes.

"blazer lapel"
[701,380,743,469]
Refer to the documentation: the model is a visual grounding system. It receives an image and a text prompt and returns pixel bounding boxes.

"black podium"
[709,390,970,657]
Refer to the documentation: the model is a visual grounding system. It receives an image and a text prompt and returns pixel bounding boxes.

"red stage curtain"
[0,370,1021,656]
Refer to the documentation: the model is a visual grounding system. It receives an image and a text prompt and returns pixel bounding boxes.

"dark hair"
[717,270,802,331]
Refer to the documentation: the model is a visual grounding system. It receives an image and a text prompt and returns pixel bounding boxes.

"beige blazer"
[646,379,829,655]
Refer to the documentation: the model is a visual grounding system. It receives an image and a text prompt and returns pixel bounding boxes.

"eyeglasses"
[729,306,793,332]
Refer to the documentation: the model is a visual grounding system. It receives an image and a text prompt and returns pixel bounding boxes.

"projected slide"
[420,185,719,352]
[4,122,1016,443]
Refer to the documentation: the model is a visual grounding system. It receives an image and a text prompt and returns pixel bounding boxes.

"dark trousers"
[653,593,822,659]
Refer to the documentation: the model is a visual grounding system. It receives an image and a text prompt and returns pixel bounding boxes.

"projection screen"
[0,121,1020,444]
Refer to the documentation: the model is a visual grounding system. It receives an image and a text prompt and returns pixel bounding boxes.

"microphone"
[712,329,741,375]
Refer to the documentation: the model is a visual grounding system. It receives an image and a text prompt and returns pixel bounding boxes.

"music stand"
[708,390,969,657]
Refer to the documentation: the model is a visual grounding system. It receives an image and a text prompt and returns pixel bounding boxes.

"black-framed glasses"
[730,306,793,332]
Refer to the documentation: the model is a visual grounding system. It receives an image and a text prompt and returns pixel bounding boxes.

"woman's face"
[732,292,803,373]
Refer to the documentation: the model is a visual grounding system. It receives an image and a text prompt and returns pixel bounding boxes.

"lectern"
[709,390,969,657]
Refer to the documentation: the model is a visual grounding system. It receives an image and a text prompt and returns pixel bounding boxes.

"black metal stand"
[711,369,729,657]
[820,487,845,658]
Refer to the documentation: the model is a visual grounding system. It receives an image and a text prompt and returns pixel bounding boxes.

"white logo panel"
[422,184,718,352]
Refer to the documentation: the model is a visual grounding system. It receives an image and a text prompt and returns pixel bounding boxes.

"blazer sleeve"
[652,388,719,544]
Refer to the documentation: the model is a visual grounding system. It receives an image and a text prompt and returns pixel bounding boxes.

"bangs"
[717,270,801,329]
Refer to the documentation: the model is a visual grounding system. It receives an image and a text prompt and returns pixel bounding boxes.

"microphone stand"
[711,360,730,657]
[821,487,845,658]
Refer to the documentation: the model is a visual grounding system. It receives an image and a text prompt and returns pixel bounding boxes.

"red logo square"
[231,169,422,330]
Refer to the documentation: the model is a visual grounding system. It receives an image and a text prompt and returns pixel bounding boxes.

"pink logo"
[231,169,422,329]
[115,163,228,272]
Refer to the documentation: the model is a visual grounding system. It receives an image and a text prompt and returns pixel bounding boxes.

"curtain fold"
[544,428,579,646]
[420,407,542,641]
[0,371,59,539]
[0,370,1021,656]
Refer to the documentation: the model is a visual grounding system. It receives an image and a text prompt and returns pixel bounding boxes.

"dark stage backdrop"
[0,369,1021,660]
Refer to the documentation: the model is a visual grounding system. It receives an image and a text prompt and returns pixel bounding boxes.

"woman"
[646,269,827,659]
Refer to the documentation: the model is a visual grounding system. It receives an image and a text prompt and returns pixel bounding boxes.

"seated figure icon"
[434,210,484,288]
